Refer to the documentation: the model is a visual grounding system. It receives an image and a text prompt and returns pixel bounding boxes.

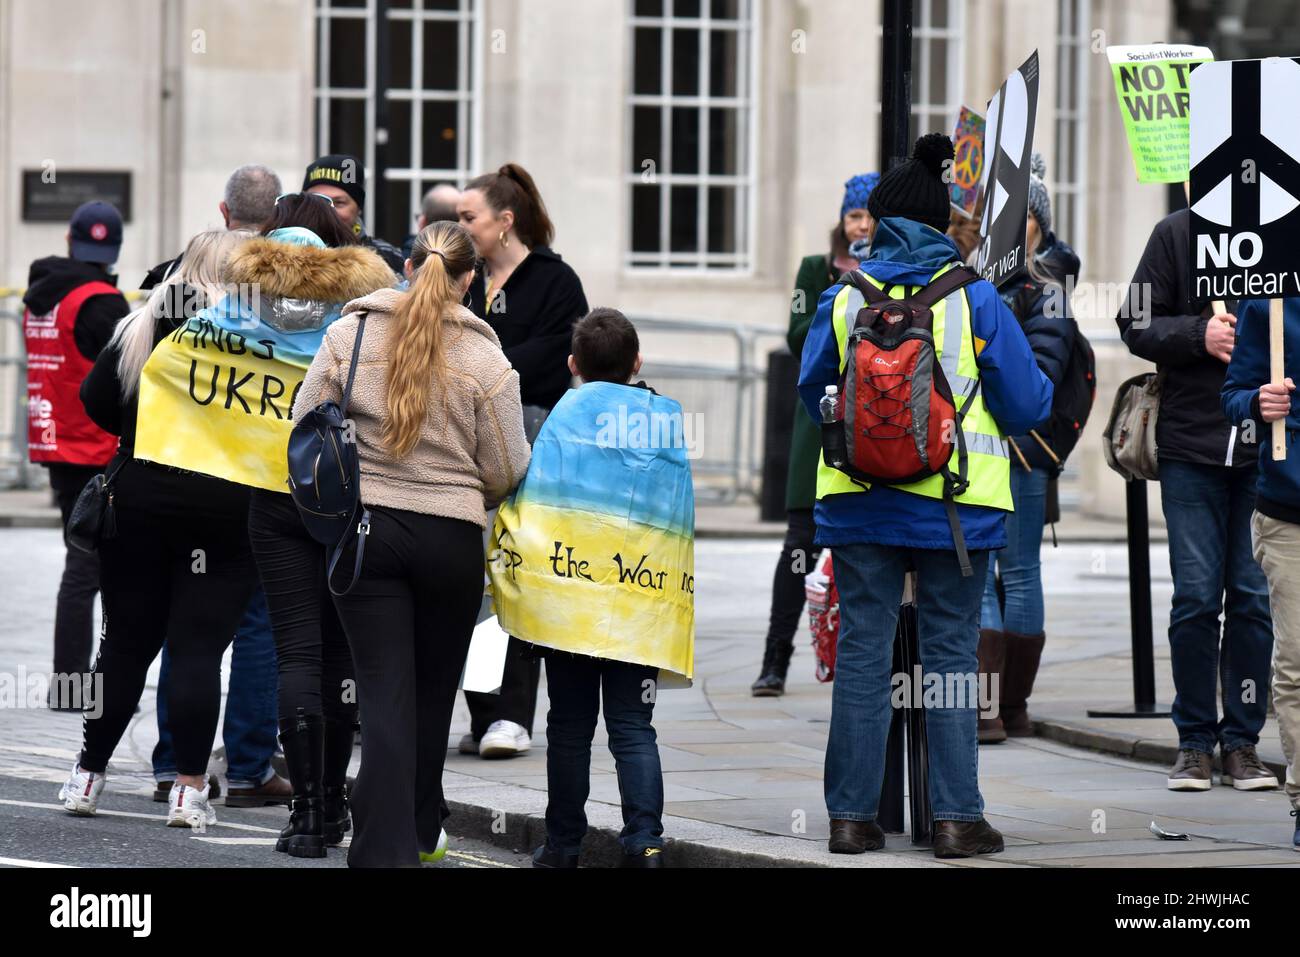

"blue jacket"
[1221,297,1300,515]
[797,217,1054,550]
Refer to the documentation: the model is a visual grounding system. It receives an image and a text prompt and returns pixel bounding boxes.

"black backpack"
[1011,283,1096,474]
[286,313,370,596]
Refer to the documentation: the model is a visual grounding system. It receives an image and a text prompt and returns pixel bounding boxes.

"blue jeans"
[981,466,1049,634]
[543,653,665,856]
[1159,459,1273,754]
[825,543,991,822]
[152,588,279,788]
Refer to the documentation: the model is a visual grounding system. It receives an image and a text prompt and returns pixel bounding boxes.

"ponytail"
[383,220,477,458]
[466,162,555,249]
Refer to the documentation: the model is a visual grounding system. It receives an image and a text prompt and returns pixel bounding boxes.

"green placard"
[1107,44,1214,184]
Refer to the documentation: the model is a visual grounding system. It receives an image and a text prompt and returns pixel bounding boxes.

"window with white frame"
[1053,0,1089,254]
[626,0,758,272]
[909,0,964,144]
[314,0,480,245]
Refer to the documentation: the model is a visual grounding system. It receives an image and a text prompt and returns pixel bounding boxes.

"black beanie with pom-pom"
[866,133,954,233]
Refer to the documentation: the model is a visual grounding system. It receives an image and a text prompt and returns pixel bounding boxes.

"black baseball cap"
[302,154,366,208]
[68,201,123,265]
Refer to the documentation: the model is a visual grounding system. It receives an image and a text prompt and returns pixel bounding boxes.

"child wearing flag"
[489,308,695,868]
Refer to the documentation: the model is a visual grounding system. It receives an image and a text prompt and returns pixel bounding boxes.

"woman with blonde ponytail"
[294,220,531,867]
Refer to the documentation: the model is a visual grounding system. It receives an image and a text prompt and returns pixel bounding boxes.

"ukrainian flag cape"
[134,295,333,492]
[489,381,695,684]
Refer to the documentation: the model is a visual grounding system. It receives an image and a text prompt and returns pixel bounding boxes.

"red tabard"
[24,281,120,465]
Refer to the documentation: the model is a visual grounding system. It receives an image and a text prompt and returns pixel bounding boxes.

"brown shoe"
[932,818,1004,859]
[1001,631,1045,736]
[1221,745,1279,791]
[225,772,293,808]
[976,629,1007,744]
[828,819,885,854]
[1167,748,1213,791]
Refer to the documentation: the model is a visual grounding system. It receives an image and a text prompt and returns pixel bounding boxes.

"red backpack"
[820,264,982,575]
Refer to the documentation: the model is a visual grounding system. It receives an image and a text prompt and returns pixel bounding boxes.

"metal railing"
[0,291,34,489]
[628,314,787,502]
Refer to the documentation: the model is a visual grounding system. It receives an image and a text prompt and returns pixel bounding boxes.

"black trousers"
[465,637,541,738]
[332,506,484,868]
[247,490,355,725]
[81,460,256,776]
[47,462,105,678]
[764,508,821,653]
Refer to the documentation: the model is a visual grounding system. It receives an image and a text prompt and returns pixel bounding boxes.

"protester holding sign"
[1115,209,1276,793]
[1222,295,1300,844]
[752,172,878,698]
[294,220,530,867]
[490,308,694,868]
[978,155,1080,744]
[59,230,257,829]
[799,134,1052,859]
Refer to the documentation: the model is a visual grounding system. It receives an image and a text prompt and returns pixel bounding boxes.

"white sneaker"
[167,781,218,829]
[478,720,530,758]
[58,763,104,816]
[457,733,480,755]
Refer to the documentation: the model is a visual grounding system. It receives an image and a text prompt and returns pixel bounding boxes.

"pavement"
[1,499,1296,868]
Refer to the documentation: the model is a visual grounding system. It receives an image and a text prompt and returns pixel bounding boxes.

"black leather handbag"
[66,457,126,554]
[286,314,370,596]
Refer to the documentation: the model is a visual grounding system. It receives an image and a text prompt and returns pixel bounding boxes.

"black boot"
[275,708,326,859]
[751,637,793,697]
[321,714,355,847]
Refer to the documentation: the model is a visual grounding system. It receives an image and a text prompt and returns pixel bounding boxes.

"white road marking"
[0,855,73,868]
[0,798,280,833]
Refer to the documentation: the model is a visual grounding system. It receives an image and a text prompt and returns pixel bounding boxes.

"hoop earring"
[499,230,510,248]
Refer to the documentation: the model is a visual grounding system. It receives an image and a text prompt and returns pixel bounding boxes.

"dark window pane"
[708,108,740,174]
[328,17,367,89]
[670,186,700,253]
[711,0,741,18]
[671,107,700,174]
[422,100,459,171]
[709,28,739,97]
[328,98,367,156]
[387,18,412,90]
[672,27,699,95]
[379,177,412,248]
[707,186,738,253]
[635,0,664,15]
[384,99,413,169]
[676,0,702,18]
[388,0,413,8]
[932,0,948,28]
[325,0,366,7]
[423,20,459,90]
[632,106,663,174]
[929,39,948,112]
[631,184,661,253]
[633,27,662,94]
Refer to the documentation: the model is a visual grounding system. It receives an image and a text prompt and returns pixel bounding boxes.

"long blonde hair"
[382,220,477,458]
[111,229,253,399]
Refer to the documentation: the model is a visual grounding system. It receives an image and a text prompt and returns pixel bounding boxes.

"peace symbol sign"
[953,133,983,191]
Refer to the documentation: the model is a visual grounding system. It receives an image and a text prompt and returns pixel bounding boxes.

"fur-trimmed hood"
[224,238,396,303]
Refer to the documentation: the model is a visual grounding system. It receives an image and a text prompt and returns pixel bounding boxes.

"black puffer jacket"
[999,234,1079,471]
[1116,208,1254,469]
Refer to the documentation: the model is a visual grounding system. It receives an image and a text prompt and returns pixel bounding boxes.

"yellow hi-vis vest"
[815,264,1013,510]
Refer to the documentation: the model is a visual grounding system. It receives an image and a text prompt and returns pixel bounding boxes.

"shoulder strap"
[908,265,979,311]
[339,313,367,417]
[839,269,892,306]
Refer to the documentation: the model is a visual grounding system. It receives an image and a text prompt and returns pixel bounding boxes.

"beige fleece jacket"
[293,287,531,528]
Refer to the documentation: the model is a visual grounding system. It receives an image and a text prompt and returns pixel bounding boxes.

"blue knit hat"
[841,172,880,219]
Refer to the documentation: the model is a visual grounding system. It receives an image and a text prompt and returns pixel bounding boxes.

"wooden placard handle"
[1270,297,1286,461]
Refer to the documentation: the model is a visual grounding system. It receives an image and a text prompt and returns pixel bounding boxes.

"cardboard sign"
[460,614,510,694]
[974,51,1040,289]
[949,106,986,218]
[1107,44,1214,184]
[1189,57,1300,302]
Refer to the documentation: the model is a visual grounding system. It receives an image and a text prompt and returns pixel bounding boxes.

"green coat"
[785,253,839,511]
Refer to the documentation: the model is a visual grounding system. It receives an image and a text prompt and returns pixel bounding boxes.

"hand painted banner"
[950,106,986,217]
[488,381,695,685]
[134,295,329,492]
[1107,43,1214,183]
